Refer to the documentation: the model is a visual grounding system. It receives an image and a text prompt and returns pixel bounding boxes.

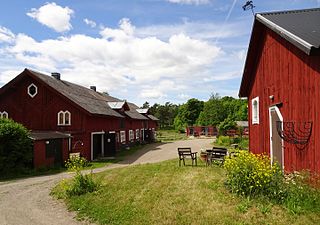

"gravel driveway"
[0,138,214,225]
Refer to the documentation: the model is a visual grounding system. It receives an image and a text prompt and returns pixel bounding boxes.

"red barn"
[239,8,320,172]
[0,69,158,168]
[186,126,218,137]
[136,108,159,142]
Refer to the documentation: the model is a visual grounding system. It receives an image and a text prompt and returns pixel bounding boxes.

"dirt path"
[0,138,214,225]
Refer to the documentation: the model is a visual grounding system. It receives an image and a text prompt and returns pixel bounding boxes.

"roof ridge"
[258,7,320,16]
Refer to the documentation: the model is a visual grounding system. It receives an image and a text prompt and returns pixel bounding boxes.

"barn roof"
[239,8,320,97]
[26,69,124,118]
[257,8,320,55]
[125,102,149,120]
[30,131,71,140]
[147,114,159,121]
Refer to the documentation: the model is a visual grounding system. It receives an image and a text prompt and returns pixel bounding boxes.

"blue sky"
[0,0,319,106]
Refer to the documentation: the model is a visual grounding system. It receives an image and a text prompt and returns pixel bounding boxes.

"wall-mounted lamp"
[73,140,84,149]
[45,141,50,144]
[269,95,274,100]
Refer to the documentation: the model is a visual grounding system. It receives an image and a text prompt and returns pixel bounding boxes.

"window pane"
[58,112,64,125]
[2,112,8,119]
[65,112,70,125]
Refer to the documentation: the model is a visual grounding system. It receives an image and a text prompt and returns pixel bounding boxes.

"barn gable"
[240,8,320,97]
[239,8,320,172]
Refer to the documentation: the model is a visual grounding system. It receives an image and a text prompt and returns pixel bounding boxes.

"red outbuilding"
[0,69,158,168]
[239,8,320,172]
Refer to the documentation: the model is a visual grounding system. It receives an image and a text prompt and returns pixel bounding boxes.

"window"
[252,97,259,124]
[65,111,71,125]
[57,110,71,125]
[129,130,134,141]
[120,131,126,143]
[136,129,140,139]
[27,83,38,98]
[0,111,8,119]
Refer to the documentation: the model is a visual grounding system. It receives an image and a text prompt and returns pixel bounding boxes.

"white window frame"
[0,111,8,119]
[57,110,71,126]
[27,83,38,98]
[252,96,259,124]
[120,130,126,143]
[129,130,134,141]
[136,129,140,139]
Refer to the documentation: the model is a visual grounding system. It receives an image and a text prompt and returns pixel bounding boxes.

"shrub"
[224,150,285,200]
[218,117,237,135]
[0,118,33,174]
[65,171,100,197]
[65,155,89,171]
[216,135,232,147]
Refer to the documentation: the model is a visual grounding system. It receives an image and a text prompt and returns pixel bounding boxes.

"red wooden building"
[0,69,158,168]
[186,126,218,137]
[239,8,320,172]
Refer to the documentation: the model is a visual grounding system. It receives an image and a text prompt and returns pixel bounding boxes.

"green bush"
[65,155,89,171]
[216,135,231,146]
[65,171,100,197]
[218,117,237,135]
[0,118,33,174]
[224,150,285,200]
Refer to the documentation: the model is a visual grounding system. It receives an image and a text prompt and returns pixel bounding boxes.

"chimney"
[90,86,96,92]
[51,72,61,80]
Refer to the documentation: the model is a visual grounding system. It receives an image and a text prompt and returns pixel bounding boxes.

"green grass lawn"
[52,160,320,225]
[156,129,188,142]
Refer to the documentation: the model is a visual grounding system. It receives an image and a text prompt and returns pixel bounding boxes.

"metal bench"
[178,147,197,166]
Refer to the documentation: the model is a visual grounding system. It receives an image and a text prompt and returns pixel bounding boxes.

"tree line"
[143,94,247,132]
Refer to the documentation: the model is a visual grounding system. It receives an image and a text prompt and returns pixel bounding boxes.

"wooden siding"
[248,27,320,172]
[0,75,85,132]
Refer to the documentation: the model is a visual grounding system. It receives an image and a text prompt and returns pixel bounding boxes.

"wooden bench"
[178,147,197,166]
[206,147,228,165]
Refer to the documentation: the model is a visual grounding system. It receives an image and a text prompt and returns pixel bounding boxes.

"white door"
[269,106,284,170]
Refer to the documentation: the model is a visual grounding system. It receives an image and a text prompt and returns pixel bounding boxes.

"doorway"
[92,133,103,160]
[104,132,116,156]
[45,139,63,167]
[269,106,284,169]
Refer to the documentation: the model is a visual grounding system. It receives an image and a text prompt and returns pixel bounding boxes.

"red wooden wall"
[0,75,85,132]
[33,139,69,168]
[0,71,159,162]
[248,27,320,172]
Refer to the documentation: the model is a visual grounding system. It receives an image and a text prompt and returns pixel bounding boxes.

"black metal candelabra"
[276,121,312,147]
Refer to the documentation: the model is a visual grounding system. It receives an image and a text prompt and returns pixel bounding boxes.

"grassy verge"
[156,129,187,142]
[52,160,320,225]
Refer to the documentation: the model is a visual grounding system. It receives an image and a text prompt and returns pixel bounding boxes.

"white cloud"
[27,2,74,32]
[178,93,190,100]
[136,20,248,41]
[0,26,15,43]
[167,0,210,5]
[139,89,167,99]
[0,69,23,84]
[0,16,248,103]
[83,18,96,28]
[100,18,135,41]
